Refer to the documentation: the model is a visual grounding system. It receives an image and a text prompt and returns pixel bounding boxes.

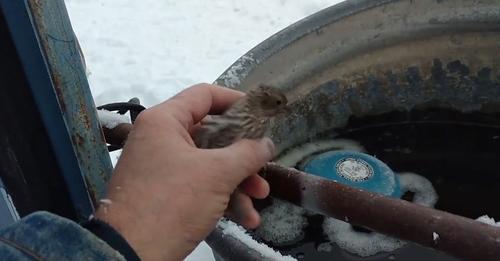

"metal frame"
[0,0,112,221]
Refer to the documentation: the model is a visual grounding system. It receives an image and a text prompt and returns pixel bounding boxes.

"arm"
[0,211,125,260]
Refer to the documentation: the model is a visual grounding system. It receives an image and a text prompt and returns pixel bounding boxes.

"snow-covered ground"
[65,0,343,260]
[66,0,342,107]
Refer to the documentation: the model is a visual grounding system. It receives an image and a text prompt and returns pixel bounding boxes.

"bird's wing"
[193,115,242,149]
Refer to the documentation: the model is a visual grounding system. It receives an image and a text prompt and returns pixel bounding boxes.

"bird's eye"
[276,100,282,105]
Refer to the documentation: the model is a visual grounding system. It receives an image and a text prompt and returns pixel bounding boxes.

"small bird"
[193,84,288,149]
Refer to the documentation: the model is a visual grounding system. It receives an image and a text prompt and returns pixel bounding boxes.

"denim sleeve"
[0,211,125,260]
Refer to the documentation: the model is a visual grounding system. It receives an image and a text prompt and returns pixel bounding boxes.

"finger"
[214,138,275,187]
[174,84,244,115]
[153,84,244,129]
[239,175,270,199]
[225,190,261,229]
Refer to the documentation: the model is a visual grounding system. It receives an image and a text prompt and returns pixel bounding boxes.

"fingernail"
[260,137,275,159]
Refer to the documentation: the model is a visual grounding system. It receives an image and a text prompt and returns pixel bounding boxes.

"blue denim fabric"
[0,211,125,260]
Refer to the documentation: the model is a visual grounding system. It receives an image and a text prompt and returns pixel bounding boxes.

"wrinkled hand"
[94,84,274,261]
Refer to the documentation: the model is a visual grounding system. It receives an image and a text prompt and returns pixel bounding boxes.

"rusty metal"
[0,0,99,220]
[214,0,500,155]
[27,0,113,210]
[261,162,500,261]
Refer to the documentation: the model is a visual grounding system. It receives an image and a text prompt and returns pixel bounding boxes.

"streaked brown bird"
[193,84,288,149]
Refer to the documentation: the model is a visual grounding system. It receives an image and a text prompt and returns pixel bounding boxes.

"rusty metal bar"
[261,163,500,261]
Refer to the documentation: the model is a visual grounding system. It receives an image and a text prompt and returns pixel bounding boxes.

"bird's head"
[247,84,288,117]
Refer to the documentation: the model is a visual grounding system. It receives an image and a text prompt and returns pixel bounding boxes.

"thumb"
[215,137,275,187]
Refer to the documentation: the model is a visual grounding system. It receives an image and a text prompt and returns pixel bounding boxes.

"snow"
[217,54,257,88]
[398,172,439,207]
[476,215,500,227]
[255,199,308,245]
[432,232,439,242]
[323,217,407,257]
[65,0,343,260]
[96,109,130,129]
[217,219,297,261]
[65,0,341,108]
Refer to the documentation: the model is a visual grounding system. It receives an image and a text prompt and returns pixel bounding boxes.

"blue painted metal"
[0,178,20,229]
[302,150,402,198]
[0,0,111,221]
[27,0,113,206]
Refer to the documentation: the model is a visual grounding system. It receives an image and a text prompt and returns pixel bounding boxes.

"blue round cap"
[302,150,402,198]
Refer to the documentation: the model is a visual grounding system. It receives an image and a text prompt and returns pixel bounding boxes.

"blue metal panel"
[0,0,96,220]
[27,0,113,205]
[0,178,20,229]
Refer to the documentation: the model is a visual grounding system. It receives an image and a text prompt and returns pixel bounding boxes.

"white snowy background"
[65,0,344,260]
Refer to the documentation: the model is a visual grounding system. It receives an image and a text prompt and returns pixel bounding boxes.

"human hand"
[94,84,275,260]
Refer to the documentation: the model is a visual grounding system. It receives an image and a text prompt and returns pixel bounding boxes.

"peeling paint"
[28,0,112,206]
